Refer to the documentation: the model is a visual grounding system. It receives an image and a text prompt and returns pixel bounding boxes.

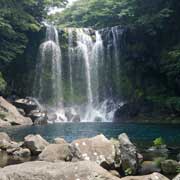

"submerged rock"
[139,161,161,175]
[146,145,169,159]
[0,97,32,126]
[0,161,121,180]
[121,172,169,180]
[23,134,49,155]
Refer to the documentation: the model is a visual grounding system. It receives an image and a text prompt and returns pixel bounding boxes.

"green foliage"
[153,137,165,147]
[176,166,180,173]
[125,168,133,176]
[154,157,166,167]
[48,0,175,29]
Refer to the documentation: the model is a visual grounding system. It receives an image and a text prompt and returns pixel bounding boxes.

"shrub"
[153,137,165,147]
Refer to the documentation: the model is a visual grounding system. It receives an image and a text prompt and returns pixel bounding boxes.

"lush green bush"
[153,137,165,147]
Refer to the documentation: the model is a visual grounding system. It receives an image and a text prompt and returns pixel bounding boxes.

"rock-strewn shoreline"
[0,132,179,180]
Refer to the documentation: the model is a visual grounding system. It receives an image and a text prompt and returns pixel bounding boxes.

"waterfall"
[76,29,94,106]
[33,25,123,123]
[68,29,75,102]
[33,25,64,117]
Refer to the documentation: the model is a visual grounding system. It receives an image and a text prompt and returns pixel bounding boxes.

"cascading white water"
[68,29,74,101]
[33,25,67,122]
[76,29,94,106]
[34,25,123,123]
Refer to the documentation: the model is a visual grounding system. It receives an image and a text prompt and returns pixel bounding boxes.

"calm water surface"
[1,123,180,148]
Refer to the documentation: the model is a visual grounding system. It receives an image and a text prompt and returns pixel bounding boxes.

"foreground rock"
[161,159,180,174]
[121,172,169,180]
[0,161,120,180]
[72,134,116,167]
[39,143,81,162]
[173,174,180,180]
[118,133,139,174]
[23,134,49,155]
[0,97,32,127]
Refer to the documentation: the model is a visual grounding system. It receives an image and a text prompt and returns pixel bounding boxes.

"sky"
[48,0,78,15]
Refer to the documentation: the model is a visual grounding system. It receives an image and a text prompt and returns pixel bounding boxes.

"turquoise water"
[2,123,180,148]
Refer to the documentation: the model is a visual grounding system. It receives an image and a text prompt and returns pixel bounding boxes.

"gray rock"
[13,98,37,114]
[121,172,169,180]
[13,148,31,157]
[71,114,80,122]
[161,159,180,174]
[72,134,116,167]
[0,97,32,126]
[146,145,169,159]
[0,161,121,180]
[23,134,49,155]
[65,107,79,122]
[173,174,180,180]
[54,137,67,144]
[0,133,18,150]
[0,133,11,142]
[139,161,161,175]
[39,143,81,162]
[177,153,180,161]
[28,110,48,125]
[118,133,139,174]
[0,119,11,128]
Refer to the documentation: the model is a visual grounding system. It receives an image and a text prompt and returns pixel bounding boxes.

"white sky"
[48,0,78,15]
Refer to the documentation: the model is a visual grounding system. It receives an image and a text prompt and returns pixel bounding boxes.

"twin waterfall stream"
[33,25,122,123]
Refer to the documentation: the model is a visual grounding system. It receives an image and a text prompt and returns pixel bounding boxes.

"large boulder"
[121,172,169,180]
[0,97,32,126]
[72,134,116,167]
[13,98,37,114]
[23,134,49,155]
[118,133,139,174]
[161,159,180,174]
[0,161,121,180]
[39,143,81,162]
